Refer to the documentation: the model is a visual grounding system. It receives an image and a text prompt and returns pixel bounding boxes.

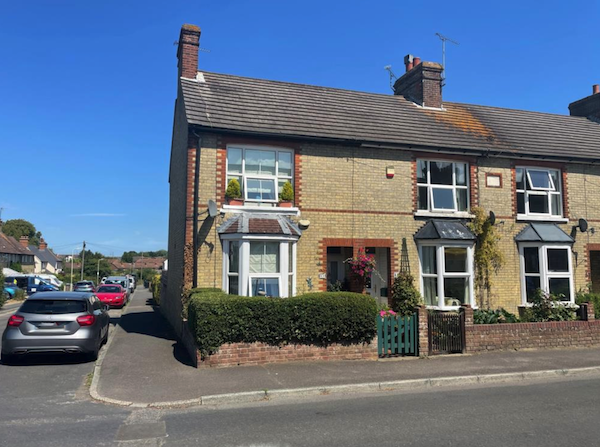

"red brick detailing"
[585,243,600,286]
[177,25,200,80]
[197,339,378,368]
[185,134,198,246]
[469,163,479,208]
[485,172,503,188]
[416,305,428,356]
[464,317,600,353]
[216,146,227,207]
[317,238,397,298]
[562,166,569,219]
[411,156,417,212]
[294,148,302,209]
[511,160,517,217]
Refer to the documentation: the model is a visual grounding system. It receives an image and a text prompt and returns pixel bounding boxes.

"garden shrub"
[473,308,519,324]
[520,289,577,322]
[576,291,600,320]
[13,289,26,301]
[390,272,422,317]
[181,287,224,319]
[279,181,294,201]
[150,274,162,305]
[225,178,241,199]
[187,291,378,357]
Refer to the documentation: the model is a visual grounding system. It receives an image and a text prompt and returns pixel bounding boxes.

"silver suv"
[1,292,110,364]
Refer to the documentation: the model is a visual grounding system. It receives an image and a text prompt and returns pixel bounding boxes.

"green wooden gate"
[377,315,417,357]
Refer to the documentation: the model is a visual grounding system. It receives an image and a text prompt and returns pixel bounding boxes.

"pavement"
[93,287,600,408]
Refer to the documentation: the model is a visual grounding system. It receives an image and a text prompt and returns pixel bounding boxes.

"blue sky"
[1,1,598,256]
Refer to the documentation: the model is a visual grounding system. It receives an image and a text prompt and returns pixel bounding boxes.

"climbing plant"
[467,207,504,308]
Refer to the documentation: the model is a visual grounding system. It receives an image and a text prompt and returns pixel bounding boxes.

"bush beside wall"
[188,291,378,357]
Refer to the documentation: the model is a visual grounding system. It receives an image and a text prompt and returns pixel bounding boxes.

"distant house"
[133,257,166,270]
[28,238,62,274]
[0,232,35,273]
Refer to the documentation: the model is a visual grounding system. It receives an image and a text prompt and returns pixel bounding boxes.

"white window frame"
[222,235,297,297]
[516,166,563,219]
[226,145,294,205]
[418,241,475,310]
[416,159,469,213]
[518,243,574,304]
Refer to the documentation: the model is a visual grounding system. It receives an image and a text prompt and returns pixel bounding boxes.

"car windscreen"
[19,300,87,315]
[98,286,120,293]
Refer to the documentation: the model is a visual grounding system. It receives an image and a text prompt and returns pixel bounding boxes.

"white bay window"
[519,244,573,303]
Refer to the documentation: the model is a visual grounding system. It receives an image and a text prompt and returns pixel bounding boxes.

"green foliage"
[474,308,519,324]
[279,181,294,201]
[521,289,577,322]
[150,274,162,305]
[2,219,42,246]
[468,207,504,308]
[181,287,223,319]
[121,250,167,263]
[187,291,378,357]
[390,272,422,317]
[225,178,242,199]
[576,291,600,320]
[9,262,22,272]
[0,269,5,309]
[13,289,26,301]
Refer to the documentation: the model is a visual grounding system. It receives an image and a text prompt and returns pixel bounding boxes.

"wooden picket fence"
[377,315,417,357]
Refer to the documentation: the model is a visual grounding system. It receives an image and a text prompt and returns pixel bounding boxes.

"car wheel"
[102,327,109,345]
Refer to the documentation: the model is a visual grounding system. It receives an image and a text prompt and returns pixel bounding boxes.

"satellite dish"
[489,211,496,226]
[207,200,218,218]
[579,218,588,233]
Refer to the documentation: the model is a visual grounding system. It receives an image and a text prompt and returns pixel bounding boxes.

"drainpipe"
[192,133,201,289]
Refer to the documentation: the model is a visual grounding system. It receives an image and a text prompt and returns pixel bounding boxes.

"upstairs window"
[417,160,469,212]
[226,146,293,204]
[516,167,562,218]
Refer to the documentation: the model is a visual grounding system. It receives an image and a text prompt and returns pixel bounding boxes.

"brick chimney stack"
[39,238,47,251]
[568,84,600,120]
[19,236,29,248]
[394,54,444,109]
[177,24,201,80]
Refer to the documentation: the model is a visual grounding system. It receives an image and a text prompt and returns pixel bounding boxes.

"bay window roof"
[218,213,301,236]
[414,220,476,241]
[514,223,574,243]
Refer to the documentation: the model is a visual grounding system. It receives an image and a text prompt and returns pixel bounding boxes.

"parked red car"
[96,284,126,308]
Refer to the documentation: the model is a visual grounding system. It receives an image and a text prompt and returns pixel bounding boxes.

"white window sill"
[516,215,568,223]
[222,204,300,216]
[415,211,474,219]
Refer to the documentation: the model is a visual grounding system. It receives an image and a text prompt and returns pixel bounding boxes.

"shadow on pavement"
[1,352,93,366]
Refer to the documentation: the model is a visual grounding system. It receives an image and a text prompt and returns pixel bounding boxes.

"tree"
[121,251,136,263]
[2,219,42,246]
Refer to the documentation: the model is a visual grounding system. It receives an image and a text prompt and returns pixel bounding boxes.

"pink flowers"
[345,248,376,279]
[380,309,397,317]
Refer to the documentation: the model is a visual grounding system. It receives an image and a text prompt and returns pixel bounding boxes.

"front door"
[366,247,389,306]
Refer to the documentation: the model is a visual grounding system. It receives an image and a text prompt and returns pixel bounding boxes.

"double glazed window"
[223,239,296,297]
[417,160,469,212]
[516,167,562,218]
[520,244,573,303]
[419,244,474,308]
[226,146,293,204]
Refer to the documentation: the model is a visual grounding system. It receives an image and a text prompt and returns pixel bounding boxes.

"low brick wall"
[466,320,600,353]
[196,339,378,368]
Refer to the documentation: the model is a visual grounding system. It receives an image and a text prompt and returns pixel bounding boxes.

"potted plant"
[279,181,294,208]
[225,178,243,206]
[344,248,376,293]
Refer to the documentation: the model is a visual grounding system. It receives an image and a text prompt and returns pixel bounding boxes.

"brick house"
[165,24,600,330]
[0,232,35,273]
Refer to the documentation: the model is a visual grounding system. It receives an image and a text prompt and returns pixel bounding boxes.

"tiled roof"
[414,220,476,241]
[28,245,60,265]
[514,223,574,243]
[218,214,301,236]
[0,233,31,256]
[181,72,600,161]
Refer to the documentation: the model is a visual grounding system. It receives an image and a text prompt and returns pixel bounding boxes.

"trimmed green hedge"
[188,291,378,357]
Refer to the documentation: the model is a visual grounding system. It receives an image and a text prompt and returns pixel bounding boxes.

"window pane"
[278,152,293,177]
[249,242,279,273]
[228,241,239,273]
[551,194,561,216]
[228,276,239,295]
[525,276,541,303]
[417,160,427,183]
[251,278,280,297]
[432,188,455,210]
[417,186,428,210]
[516,168,525,190]
[455,163,467,186]
[528,170,551,189]
[421,246,437,274]
[517,192,525,214]
[523,247,540,273]
[423,277,437,306]
[227,148,243,174]
[456,189,468,211]
[549,171,559,191]
[245,149,276,175]
[430,162,453,185]
[443,277,469,306]
[549,278,571,301]
[547,248,569,272]
[288,243,294,273]
[528,194,549,214]
[246,179,276,201]
[445,247,467,273]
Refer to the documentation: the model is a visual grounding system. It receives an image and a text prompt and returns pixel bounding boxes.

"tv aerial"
[435,33,459,86]
[384,65,398,92]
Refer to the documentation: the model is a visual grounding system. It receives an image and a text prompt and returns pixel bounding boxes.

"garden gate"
[377,315,417,357]
[428,311,465,355]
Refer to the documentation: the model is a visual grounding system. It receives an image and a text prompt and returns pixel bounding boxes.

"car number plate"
[39,322,57,327]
